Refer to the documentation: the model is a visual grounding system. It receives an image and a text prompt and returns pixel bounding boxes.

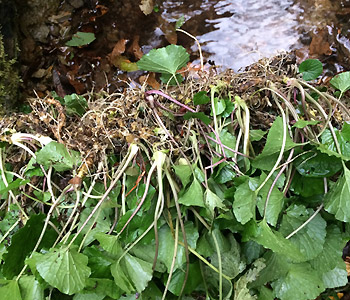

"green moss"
[0,32,20,115]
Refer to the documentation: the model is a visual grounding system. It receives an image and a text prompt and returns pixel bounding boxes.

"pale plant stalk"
[67,144,139,249]
[162,218,179,300]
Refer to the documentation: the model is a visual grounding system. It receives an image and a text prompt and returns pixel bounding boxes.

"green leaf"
[159,73,184,85]
[158,223,199,272]
[258,286,274,300]
[95,232,123,256]
[253,117,297,171]
[178,178,205,207]
[183,112,211,125]
[175,15,185,29]
[0,279,22,300]
[218,128,237,158]
[324,166,350,222]
[173,164,192,188]
[63,94,88,117]
[204,188,225,218]
[0,178,29,195]
[36,141,80,172]
[33,246,91,295]
[292,119,320,128]
[250,129,267,142]
[321,266,348,289]
[211,97,226,116]
[298,59,323,81]
[234,259,266,300]
[271,263,324,300]
[78,207,111,246]
[290,172,324,197]
[3,214,56,279]
[111,253,153,293]
[167,262,202,296]
[257,172,284,226]
[242,241,263,265]
[233,178,256,225]
[250,219,304,262]
[279,205,326,260]
[83,246,113,278]
[76,278,121,299]
[318,128,350,160]
[310,225,347,274]
[294,150,342,177]
[330,71,350,94]
[66,32,96,47]
[19,275,44,300]
[136,45,189,76]
[193,91,210,105]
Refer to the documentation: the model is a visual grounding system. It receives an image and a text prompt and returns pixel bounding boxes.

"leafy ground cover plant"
[0,54,349,300]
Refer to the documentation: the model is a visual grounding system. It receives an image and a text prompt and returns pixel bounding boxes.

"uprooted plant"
[0,55,349,300]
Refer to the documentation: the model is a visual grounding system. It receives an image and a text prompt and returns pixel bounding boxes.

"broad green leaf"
[130,244,167,273]
[78,208,111,246]
[218,128,236,158]
[0,279,21,300]
[310,225,347,274]
[204,188,225,218]
[0,204,20,243]
[183,111,211,125]
[193,91,210,105]
[95,232,123,256]
[36,141,80,171]
[324,166,350,222]
[298,59,323,81]
[199,230,245,279]
[19,275,44,300]
[173,164,192,188]
[34,246,91,295]
[136,45,189,76]
[330,71,350,94]
[250,219,304,262]
[250,129,266,142]
[214,163,236,184]
[279,205,326,260]
[73,293,104,300]
[242,241,263,265]
[211,97,226,116]
[292,119,320,128]
[111,253,152,293]
[167,262,202,296]
[234,259,266,300]
[123,253,153,292]
[66,32,96,47]
[271,263,324,300]
[3,214,57,279]
[63,94,88,117]
[0,178,29,195]
[257,172,284,226]
[77,278,122,299]
[83,246,113,278]
[158,223,199,272]
[321,266,348,289]
[233,179,256,225]
[159,73,184,85]
[258,286,274,300]
[290,172,324,197]
[253,117,297,171]
[250,252,289,288]
[294,150,342,177]
[318,128,350,160]
[178,178,205,207]
[0,171,13,199]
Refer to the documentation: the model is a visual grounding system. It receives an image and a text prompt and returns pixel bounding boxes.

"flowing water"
[154,0,350,71]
